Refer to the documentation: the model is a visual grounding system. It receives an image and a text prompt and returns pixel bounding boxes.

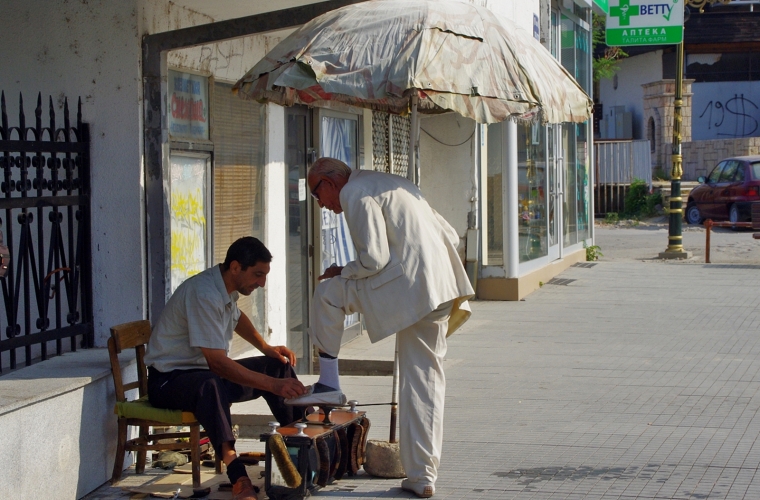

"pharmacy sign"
[606,0,683,46]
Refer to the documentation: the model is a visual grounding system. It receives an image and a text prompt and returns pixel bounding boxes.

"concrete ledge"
[0,348,131,499]
[477,249,586,300]
[0,348,120,417]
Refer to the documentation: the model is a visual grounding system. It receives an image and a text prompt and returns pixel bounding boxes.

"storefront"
[478,0,595,299]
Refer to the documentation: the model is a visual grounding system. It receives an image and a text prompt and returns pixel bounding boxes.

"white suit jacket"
[339,169,475,342]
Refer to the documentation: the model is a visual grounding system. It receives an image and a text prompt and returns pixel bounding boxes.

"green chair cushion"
[114,396,186,425]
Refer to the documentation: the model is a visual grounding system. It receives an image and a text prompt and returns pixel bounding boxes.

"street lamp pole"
[659,40,691,259]
[658,0,732,258]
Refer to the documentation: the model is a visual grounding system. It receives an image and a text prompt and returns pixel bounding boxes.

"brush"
[267,433,302,489]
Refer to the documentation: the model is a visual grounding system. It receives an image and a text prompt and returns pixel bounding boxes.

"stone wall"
[664,137,760,180]
[642,79,694,173]
[643,79,760,180]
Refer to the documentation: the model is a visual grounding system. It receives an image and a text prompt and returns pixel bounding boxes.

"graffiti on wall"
[693,83,760,140]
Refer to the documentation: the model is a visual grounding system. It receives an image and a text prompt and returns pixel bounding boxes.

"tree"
[592,13,628,82]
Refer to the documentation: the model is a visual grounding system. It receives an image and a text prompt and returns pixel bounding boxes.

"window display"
[517,124,547,262]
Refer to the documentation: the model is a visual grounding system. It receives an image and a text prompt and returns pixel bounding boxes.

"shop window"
[517,124,548,262]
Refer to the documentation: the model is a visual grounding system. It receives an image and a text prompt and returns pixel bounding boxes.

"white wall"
[1,0,145,346]
[420,114,477,238]
[471,0,541,31]
[598,50,663,140]
[168,29,294,84]
[691,82,760,141]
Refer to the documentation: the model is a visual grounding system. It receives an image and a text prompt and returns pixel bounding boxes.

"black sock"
[226,458,248,485]
[318,352,337,359]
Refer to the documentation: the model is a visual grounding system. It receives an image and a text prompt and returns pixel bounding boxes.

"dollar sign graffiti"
[721,94,759,138]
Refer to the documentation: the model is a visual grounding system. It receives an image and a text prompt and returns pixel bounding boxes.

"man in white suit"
[285,157,474,498]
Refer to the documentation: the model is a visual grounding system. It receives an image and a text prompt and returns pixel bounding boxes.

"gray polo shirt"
[145,265,241,372]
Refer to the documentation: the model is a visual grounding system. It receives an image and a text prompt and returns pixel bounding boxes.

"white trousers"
[310,277,452,485]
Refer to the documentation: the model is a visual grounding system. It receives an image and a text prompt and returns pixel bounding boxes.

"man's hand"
[318,264,344,281]
[271,377,308,399]
[264,345,298,366]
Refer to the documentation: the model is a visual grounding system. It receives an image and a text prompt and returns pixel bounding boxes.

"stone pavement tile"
[87,260,760,499]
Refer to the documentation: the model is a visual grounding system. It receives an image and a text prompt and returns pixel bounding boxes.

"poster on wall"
[168,70,209,140]
[170,154,209,293]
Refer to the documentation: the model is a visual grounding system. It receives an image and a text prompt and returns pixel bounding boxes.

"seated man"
[146,236,307,500]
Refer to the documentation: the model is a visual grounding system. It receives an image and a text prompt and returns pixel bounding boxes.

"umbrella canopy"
[233,0,592,124]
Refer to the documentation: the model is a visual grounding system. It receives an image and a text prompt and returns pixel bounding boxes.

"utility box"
[603,106,633,140]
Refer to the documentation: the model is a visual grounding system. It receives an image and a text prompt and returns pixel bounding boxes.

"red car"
[685,155,760,225]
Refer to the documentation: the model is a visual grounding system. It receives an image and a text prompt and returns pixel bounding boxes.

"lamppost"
[658,0,734,259]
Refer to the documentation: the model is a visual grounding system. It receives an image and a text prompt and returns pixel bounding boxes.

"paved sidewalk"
[87,259,760,499]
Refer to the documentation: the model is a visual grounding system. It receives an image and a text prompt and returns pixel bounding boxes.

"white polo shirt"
[145,265,241,372]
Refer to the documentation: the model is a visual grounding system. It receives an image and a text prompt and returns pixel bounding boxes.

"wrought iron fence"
[0,92,93,373]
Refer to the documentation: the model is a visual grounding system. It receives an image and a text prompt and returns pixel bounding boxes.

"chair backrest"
[108,320,152,403]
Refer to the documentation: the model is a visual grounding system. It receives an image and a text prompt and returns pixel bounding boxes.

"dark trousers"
[148,356,305,454]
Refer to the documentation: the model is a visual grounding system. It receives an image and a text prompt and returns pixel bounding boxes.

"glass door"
[316,109,362,345]
[547,125,562,261]
[285,107,313,373]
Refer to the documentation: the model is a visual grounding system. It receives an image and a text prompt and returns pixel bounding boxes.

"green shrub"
[624,179,662,218]
[585,243,603,261]
[624,179,649,217]
[604,212,619,224]
[653,167,670,181]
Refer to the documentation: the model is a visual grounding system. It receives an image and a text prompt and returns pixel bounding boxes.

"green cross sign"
[610,0,639,26]
[606,0,683,46]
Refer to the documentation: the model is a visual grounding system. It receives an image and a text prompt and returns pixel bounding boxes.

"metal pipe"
[471,124,480,229]
[409,94,418,186]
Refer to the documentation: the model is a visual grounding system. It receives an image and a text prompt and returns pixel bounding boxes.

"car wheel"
[685,202,703,225]
[729,203,741,230]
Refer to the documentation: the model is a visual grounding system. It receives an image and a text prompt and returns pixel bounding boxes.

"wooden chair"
[108,320,220,488]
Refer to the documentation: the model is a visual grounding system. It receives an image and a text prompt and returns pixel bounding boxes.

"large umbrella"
[232,0,592,125]
[233,0,592,448]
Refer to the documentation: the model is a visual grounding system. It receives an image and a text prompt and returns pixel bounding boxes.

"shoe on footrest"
[401,478,435,498]
[284,383,347,406]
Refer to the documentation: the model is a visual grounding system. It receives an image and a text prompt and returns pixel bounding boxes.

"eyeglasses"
[310,179,324,202]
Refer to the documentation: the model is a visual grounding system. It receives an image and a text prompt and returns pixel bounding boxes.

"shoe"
[401,478,435,498]
[232,476,257,500]
[284,383,347,406]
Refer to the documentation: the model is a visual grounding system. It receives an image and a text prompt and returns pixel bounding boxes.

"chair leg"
[136,424,149,474]
[190,423,201,489]
[215,453,223,474]
[111,419,128,485]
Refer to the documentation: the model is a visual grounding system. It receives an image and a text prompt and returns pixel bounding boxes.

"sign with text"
[168,70,209,140]
[606,0,683,46]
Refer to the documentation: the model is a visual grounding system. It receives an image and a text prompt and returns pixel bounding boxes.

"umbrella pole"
[409,94,419,186]
[389,335,399,443]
